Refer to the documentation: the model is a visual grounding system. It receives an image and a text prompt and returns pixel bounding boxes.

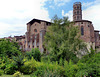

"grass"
[0,74,30,77]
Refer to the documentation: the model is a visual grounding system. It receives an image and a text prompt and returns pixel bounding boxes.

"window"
[77,11,79,14]
[77,6,79,9]
[74,7,76,9]
[74,12,76,14]
[34,29,37,32]
[81,26,84,35]
[77,16,79,20]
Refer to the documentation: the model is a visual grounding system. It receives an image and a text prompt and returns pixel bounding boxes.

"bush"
[4,63,17,75]
[64,60,78,77]
[26,48,41,61]
[20,58,37,74]
[0,70,3,76]
[30,60,64,77]
[13,55,25,71]
[13,71,21,77]
[20,57,64,76]
[30,68,61,77]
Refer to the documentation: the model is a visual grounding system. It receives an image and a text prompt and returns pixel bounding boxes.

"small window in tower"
[77,11,79,14]
[74,7,76,9]
[81,26,84,35]
[74,12,76,14]
[77,16,79,20]
[77,6,79,9]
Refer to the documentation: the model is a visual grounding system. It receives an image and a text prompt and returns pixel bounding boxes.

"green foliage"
[20,58,37,74]
[0,70,4,76]
[0,39,21,58]
[13,71,21,77]
[26,48,41,61]
[64,60,78,77]
[0,57,17,75]
[4,63,17,75]
[76,52,100,77]
[30,68,62,77]
[44,15,85,62]
[21,57,64,76]
[13,55,26,71]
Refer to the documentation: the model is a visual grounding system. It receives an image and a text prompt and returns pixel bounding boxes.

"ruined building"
[24,19,51,52]
[12,2,100,52]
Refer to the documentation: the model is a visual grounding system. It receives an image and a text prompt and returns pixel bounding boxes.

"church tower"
[73,2,82,21]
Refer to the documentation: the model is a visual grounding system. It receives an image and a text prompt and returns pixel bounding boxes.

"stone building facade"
[12,2,100,53]
[73,2,100,51]
[24,19,51,53]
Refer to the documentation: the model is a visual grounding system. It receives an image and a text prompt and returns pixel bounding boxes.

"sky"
[0,0,100,38]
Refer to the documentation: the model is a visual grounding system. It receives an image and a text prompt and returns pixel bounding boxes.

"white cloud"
[83,2,94,7]
[0,0,50,38]
[62,0,100,30]
[49,5,55,9]
[62,10,73,21]
[62,10,64,16]
[56,0,71,6]
[49,0,71,7]
[83,4,100,30]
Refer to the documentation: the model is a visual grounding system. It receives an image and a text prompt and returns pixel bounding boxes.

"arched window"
[77,11,79,14]
[81,26,84,35]
[34,29,37,32]
[77,16,79,20]
[77,6,79,9]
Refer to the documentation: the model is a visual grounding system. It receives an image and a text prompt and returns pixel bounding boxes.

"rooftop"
[27,19,51,25]
[74,20,92,23]
[74,2,81,5]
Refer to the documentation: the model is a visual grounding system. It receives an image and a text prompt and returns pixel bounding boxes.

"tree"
[0,39,21,58]
[26,48,41,61]
[44,15,86,62]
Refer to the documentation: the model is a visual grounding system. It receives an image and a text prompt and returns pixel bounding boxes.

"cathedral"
[13,2,100,52]
[73,2,100,51]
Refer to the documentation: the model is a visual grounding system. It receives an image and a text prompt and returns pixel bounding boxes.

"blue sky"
[0,0,100,38]
[45,0,95,18]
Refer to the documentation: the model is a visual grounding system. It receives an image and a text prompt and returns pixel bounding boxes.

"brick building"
[24,19,51,52]
[12,2,100,52]
[73,2,100,51]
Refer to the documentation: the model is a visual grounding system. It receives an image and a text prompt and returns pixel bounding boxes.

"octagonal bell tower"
[73,2,82,21]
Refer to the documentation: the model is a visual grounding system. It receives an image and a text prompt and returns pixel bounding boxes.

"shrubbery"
[0,70,3,76]
[26,48,41,61]
[13,71,22,77]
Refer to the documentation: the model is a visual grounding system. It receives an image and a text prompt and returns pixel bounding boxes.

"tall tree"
[0,39,21,58]
[44,15,86,62]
